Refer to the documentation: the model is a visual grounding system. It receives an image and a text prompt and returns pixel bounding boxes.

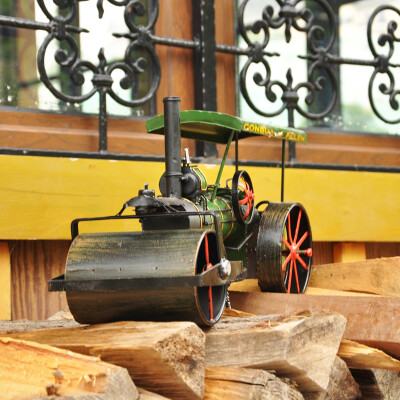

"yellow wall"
[0,154,399,241]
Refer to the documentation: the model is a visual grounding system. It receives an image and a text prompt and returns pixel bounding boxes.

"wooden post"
[333,243,366,263]
[0,242,11,320]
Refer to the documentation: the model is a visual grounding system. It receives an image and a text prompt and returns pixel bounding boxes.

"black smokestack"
[163,96,182,198]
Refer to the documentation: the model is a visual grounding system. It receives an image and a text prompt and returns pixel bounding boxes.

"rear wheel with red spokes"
[232,170,255,225]
[256,203,313,293]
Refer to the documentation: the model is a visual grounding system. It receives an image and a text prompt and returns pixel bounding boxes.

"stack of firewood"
[0,256,399,399]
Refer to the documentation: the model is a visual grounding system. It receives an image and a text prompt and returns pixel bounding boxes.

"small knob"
[139,183,155,198]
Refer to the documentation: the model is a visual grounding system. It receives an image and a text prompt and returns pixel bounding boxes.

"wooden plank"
[0,337,138,400]
[0,242,11,319]
[230,292,400,359]
[5,320,205,400]
[204,367,304,400]
[351,369,400,400]
[339,339,400,371]
[333,243,366,263]
[309,257,400,296]
[205,312,346,392]
[1,155,400,241]
[229,279,379,296]
[306,357,361,400]
[10,240,70,320]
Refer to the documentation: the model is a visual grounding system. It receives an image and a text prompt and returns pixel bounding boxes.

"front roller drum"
[65,229,227,326]
[256,203,313,293]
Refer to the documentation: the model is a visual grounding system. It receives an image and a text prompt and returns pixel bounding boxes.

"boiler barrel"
[65,229,227,326]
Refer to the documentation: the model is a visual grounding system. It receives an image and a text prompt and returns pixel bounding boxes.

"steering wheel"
[231,170,255,225]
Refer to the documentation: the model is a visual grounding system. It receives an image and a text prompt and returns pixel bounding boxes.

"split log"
[351,369,400,399]
[5,320,205,400]
[138,387,171,399]
[0,336,138,400]
[222,307,255,318]
[205,311,346,392]
[308,257,400,296]
[204,367,304,400]
[0,317,81,334]
[230,291,400,359]
[339,339,400,371]
[304,357,361,400]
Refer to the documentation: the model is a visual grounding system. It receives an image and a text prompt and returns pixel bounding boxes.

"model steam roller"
[49,97,313,326]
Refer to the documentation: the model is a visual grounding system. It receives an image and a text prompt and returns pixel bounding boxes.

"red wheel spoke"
[294,209,302,243]
[282,254,291,271]
[297,231,309,248]
[287,259,293,293]
[294,260,300,293]
[208,286,214,320]
[282,236,292,250]
[295,253,309,270]
[205,234,210,265]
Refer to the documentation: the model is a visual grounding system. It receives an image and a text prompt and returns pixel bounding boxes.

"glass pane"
[0,0,154,117]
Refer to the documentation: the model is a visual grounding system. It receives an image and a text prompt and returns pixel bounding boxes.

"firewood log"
[304,357,361,400]
[204,366,304,400]
[5,320,205,400]
[0,336,138,400]
[205,311,346,393]
[351,368,400,399]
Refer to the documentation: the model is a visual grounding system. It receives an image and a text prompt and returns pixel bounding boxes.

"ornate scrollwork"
[36,0,160,110]
[367,5,400,124]
[238,0,338,121]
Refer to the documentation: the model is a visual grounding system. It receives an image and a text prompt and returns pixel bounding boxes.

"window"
[237,0,400,135]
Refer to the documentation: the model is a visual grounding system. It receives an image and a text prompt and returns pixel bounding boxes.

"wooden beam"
[204,367,304,400]
[5,320,205,400]
[0,242,11,319]
[229,279,379,297]
[309,257,400,296]
[333,243,366,263]
[205,312,346,393]
[229,292,400,359]
[1,155,399,241]
[0,337,138,400]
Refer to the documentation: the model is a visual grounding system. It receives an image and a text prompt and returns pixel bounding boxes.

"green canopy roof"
[146,110,306,144]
